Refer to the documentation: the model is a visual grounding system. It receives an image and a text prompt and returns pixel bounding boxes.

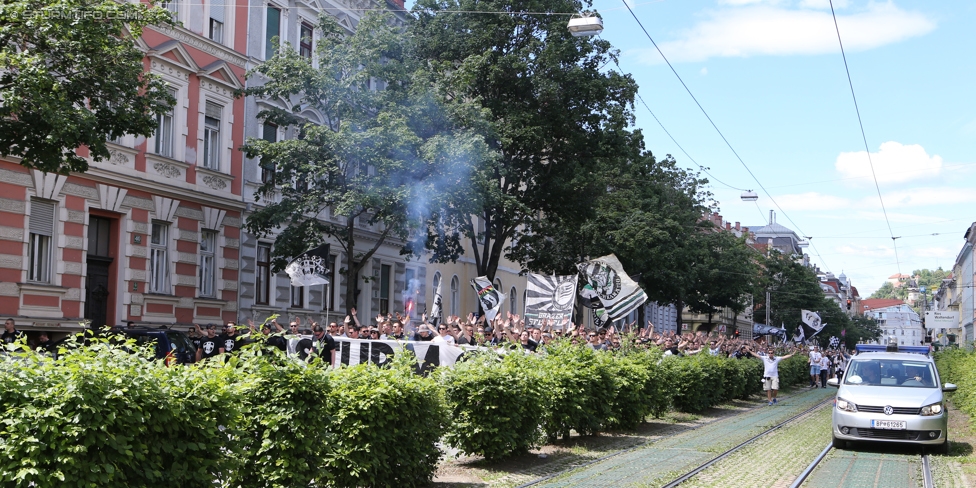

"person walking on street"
[749,345,797,405]
[809,346,822,388]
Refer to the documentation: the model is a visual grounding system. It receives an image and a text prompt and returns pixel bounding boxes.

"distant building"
[934,222,975,344]
[749,210,810,265]
[861,301,924,347]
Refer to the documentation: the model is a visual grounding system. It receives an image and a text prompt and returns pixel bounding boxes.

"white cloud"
[855,187,976,210]
[836,141,943,185]
[836,244,894,257]
[798,0,849,9]
[909,247,956,259]
[852,211,954,224]
[636,3,934,64]
[700,67,708,75]
[771,192,851,211]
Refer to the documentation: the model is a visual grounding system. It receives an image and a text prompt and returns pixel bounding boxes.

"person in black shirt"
[310,324,336,365]
[36,331,55,353]
[196,324,222,362]
[2,319,24,344]
[219,321,243,354]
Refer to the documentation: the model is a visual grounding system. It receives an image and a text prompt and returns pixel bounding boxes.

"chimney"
[735,222,740,230]
[726,222,731,230]
[742,226,749,234]
[769,210,775,224]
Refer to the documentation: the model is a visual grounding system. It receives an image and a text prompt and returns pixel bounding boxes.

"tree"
[683,230,759,326]
[240,13,485,313]
[0,0,175,174]
[409,0,640,281]
[758,250,828,333]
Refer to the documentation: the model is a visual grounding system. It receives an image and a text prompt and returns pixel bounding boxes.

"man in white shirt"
[749,346,797,406]
[809,346,823,388]
[819,353,831,388]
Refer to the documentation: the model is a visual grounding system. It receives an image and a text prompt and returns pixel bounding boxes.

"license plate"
[872,420,907,430]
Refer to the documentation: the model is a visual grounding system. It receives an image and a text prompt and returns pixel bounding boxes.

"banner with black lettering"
[524,273,577,329]
[332,338,467,375]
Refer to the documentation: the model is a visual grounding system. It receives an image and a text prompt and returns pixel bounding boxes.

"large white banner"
[332,338,467,375]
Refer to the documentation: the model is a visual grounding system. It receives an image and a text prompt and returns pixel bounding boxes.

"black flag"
[285,243,331,287]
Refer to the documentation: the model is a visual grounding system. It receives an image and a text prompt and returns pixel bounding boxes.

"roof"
[860,298,905,313]
[888,273,911,280]
[750,222,801,239]
[851,286,860,297]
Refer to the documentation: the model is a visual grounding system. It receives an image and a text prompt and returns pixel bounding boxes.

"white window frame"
[450,275,459,317]
[255,243,271,305]
[149,221,170,294]
[202,102,222,171]
[199,230,217,297]
[291,285,305,309]
[27,199,55,284]
[510,286,517,317]
[154,87,177,158]
[209,19,224,44]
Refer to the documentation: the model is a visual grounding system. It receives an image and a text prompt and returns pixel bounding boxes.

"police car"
[828,338,955,454]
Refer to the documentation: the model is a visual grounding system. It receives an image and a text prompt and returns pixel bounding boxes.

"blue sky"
[590,0,976,295]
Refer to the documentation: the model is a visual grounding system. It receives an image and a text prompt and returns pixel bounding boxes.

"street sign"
[924,311,959,330]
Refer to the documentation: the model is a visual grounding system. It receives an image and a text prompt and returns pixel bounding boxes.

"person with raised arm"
[748,345,797,406]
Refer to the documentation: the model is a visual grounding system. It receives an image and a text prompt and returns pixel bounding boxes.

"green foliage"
[439,352,546,459]
[0,337,240,487]
[226,350,334,488]
[935,349,976,419]
[0,0,175,174]
[602,352,656,430]
[410,0,643,281]
[539,343,615,440]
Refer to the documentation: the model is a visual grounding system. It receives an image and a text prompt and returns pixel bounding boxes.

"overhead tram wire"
[828,0,902,276]
[620,0,833,272]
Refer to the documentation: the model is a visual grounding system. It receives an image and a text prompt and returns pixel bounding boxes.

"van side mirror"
[827,378,840,387]
[943,383,957,392]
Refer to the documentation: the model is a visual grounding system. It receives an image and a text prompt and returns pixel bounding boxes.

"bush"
[439,351,546,459]
[0,338,239,487]
[935,349,976,419]
[323,355,445,488]
[539,343,615,440]
[602,352,655,430]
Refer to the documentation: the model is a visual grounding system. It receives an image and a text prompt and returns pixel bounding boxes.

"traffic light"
[846,299,852,310]
[733,329,740,338]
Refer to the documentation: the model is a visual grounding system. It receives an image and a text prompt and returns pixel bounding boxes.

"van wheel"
[832,435,846,450]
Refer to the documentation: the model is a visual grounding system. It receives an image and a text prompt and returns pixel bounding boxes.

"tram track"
[791,443,935,488]
[661,399,832,488]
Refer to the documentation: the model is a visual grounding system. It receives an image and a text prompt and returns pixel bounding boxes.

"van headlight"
[920,403,943,416]
[836,397,857,413]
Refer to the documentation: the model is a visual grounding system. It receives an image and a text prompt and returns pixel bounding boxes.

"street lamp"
[568,14,603,37]
[740,190,758,202]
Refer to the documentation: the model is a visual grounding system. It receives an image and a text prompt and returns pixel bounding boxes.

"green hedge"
[935,349,976,419]
[0,338,813,479]
[0,339,444,487]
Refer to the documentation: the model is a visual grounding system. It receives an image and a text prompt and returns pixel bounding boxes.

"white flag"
[524,273,577,329]
[429,276,444,325]
[471,276,504,323]
[577,254,647,320]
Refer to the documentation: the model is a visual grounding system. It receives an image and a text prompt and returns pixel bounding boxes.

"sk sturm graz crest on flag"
[579,282,609,328]
[577,254,647,321]
[285,243,331,287]
[470,276,504,323]
[799,309,825,340]
[524,273,577,329]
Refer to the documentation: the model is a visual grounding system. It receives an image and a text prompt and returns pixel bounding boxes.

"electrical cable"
[827,0,901,277]
[620,0,833,274]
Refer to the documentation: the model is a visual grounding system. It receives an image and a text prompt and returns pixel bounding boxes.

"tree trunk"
[343,219,358,317]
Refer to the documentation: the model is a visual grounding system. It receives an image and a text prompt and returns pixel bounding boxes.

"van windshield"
[844,359,937,388]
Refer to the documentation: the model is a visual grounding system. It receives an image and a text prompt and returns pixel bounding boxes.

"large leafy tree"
[240,13,486,313]
[409,0,640,281]
[0,0,174,174]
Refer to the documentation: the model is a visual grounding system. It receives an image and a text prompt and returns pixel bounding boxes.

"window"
[161,0,178,18]
[256,243,271,305]
[405,268,415,294]
[450,275,459,317]
[260,122,277,183]
[265,6,281,59]
[28,199,55,283]
[510,287,517,316]
[150,221,170,293]
[291,285,304,308]
[203,102,221,170]
[299,22,313,58]
[87,216,111,258]
[199,230,216,297]
[154,88,176,158]
[379,264,391,314]
[209,19,223,43]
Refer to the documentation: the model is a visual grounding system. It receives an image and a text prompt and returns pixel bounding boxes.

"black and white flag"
[524,273,577,329]
[799,309,825,340]
[471,276,504,323]
[429,276,444,326]
[285,243,331,287]
[577,254,647,320]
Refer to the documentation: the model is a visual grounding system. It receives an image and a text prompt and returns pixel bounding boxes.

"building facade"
[934,222,975,344]
[861,300,925,347]
[0,0,249,340]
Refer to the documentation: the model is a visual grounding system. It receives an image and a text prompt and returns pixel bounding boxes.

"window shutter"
[29,199,55,237]
[210,0,225,23]
[205,101,222,120]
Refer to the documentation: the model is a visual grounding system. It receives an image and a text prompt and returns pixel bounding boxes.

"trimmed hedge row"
[0,341,444,488]
[1,340,811,484]
[934,348,976,419]
[439,344,810,459]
